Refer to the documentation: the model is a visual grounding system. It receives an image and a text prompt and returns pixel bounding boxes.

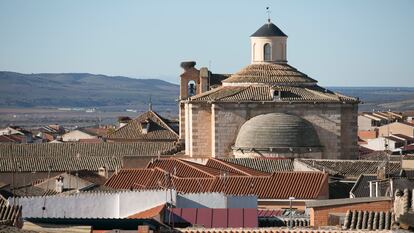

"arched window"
[264,43,271,61]
[188,80,196,96]
[253,43,256,61]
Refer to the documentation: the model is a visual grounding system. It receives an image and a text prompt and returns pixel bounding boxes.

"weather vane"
[266,6,271,23]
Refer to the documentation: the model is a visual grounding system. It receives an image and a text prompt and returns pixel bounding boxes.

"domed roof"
[222,63,317,85]
[234,113,321,151]
[251,22,287,37]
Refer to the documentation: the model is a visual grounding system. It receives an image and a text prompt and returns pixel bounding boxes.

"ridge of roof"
[146,158,215,178]
[107,110,178,140]
[149,110,179,136]
[207,158,257,176]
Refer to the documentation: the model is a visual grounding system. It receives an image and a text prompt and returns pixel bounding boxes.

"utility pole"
[289,196,295,228]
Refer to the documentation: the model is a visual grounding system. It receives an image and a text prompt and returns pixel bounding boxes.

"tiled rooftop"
[0,155,122,172]
[0,141,178,158]
[298,159,401,179]
[189,85,358,103]
[222,63,317,84]
[220,158,294,173]
[0,202,21,227]
[147,158,241,177]
[177,228,384,233]
[107,110,179,141]
[205,159,270,176]
[105,169,328,199]
[128,203,165,219]
[0,142,179,172]
[343,209,393,230]
[209,172,328,199]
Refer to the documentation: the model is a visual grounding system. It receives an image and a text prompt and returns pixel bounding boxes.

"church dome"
[234,113,321,152]
[222,63,317,85]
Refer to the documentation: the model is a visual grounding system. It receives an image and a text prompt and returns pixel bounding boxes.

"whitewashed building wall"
[9,190,176,218]
[177,193,257,208]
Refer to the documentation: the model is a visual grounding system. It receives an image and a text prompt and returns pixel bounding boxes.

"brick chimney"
[98,166,108,178]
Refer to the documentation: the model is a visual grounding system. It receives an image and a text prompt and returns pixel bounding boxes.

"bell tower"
[250,14,288,64]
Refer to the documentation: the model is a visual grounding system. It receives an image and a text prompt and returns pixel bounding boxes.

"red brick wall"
[358,130,378,140]
[310,200,392,227]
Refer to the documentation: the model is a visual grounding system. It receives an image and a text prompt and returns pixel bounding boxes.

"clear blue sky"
[0,0,413,86]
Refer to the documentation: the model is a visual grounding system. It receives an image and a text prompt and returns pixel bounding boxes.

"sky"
[0,0,413,86]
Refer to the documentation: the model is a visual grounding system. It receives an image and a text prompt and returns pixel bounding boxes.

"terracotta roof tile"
[222,63,317,84]
[147,159,215,178]
[0,155,122,172]
[105,168,327,199]
[107,110,178,141]
[171,177,215,193]
[298,159,401,179]
[0,142,178,158]
[209,172,328,199]
[0,142,179,172]
[205,159,270,176]
[0,203,21,227]
[104,169,157,190]
[127,203,165,219]
[220,158,294,173]
[190,85,357,103]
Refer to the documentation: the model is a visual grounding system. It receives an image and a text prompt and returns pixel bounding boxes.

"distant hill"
[0,71,179,108]
[329,87,414,111]
[1,71,413,112]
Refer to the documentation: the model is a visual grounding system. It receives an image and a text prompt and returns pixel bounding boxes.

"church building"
[179,20,359,159]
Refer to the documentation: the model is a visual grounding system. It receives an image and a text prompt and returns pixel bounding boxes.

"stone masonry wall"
[187,102,358,159]
[179,103,186,141]
[212,103,345,159]
[340,104,359,159]
[188,103,212,157]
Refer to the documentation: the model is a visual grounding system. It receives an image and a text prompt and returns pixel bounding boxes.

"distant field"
[0,107,178,128]
[329,87,414,112]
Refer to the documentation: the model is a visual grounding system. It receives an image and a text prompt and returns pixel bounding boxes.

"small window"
[253,43,256,61]
[188,80,196,96]
[271,90,281,101]
[264,43,271,61]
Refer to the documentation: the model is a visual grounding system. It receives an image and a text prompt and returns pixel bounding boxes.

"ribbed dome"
[222,63,317,85]
[234,113,321,150]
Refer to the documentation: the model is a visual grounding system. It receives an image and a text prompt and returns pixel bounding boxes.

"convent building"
[178,20,359,159]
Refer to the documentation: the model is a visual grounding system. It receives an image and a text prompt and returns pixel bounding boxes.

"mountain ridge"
[0,71,179,108]
[1,71,414,111]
